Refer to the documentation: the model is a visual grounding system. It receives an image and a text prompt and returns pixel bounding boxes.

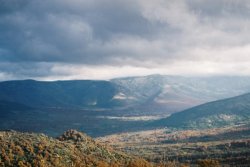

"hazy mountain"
[0,79,130,109]
[0,100,32,111]
[0,99,149,137]
[152,93,250,129]
[2,75,250,137]
[1,75,250,115]
[112,75,250,114]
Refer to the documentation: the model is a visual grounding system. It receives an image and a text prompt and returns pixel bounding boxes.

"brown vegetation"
[98,125,250,166]
[0,130,152,167]
[197,159,220,167]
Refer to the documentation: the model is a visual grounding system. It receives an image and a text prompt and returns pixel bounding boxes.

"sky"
[1,0,250,80]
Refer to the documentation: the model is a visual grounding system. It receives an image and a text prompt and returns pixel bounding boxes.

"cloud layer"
[1,0,250,80]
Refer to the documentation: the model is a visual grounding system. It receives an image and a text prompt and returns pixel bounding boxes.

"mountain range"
[1,75,250,136]
[2,75,250,115]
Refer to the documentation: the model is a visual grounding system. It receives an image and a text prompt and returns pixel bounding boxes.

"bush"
[197,159,220,167]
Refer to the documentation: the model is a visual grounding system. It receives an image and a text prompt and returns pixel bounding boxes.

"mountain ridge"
[2,75,250,114]
[2,75,250,137]
[152,92,250,129]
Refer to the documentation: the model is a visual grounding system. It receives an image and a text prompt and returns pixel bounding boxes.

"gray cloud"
[1,0,250,80]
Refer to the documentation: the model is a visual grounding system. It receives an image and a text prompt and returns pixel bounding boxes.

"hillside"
[0,80,127,109]
[113,75,250,114]
[0,130,151,167]
[1,75,250,114]
[0,99,150,137]
[2,75,250,137]
[152,93,250,129]
[0,100,32,112]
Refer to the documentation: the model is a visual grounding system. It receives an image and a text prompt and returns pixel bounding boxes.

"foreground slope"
[0,130,151,167]
[153,93,250,129]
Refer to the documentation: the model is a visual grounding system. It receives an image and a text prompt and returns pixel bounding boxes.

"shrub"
[197,159,220,167]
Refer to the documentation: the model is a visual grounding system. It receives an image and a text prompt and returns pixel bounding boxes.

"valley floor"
[97,125,250,166]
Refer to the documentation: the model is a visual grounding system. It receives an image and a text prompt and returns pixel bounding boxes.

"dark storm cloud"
[0,0,29,15]
[1,0,250,80]
[0,0,173,64]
